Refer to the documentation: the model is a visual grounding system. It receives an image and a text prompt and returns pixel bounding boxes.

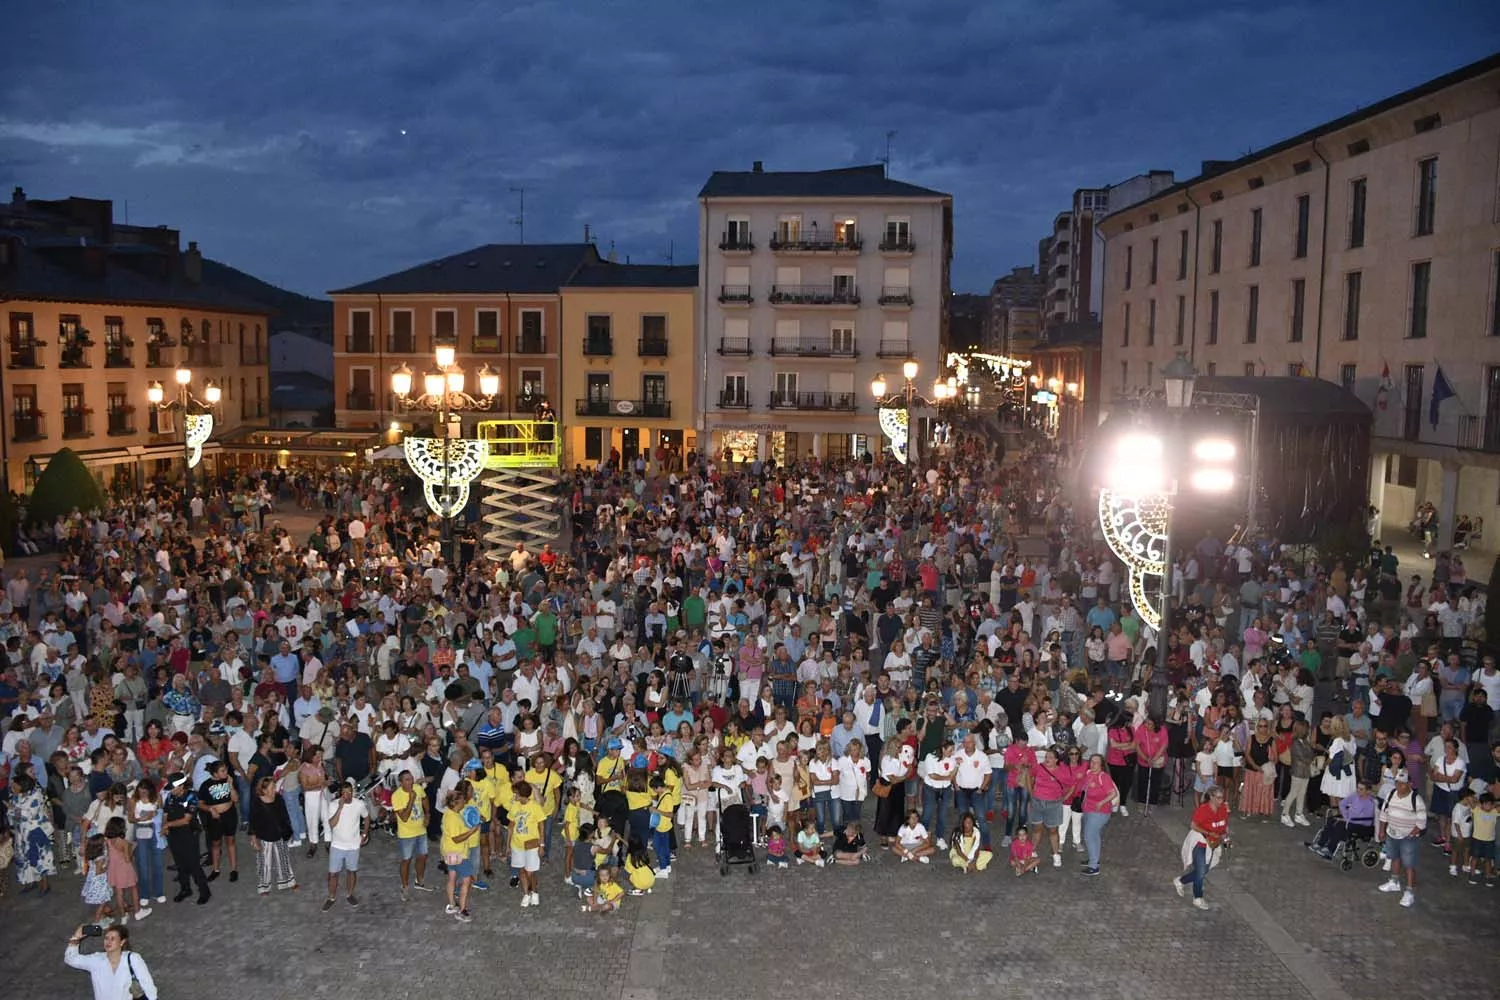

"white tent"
[369,444,405,461]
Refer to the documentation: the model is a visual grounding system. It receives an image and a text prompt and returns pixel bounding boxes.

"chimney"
[752,160,764,173]
[10,186,24,209]
[583,223,592,243]
[183,240,202,284]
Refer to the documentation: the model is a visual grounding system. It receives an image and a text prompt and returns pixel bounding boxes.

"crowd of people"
[3,415,1499,986]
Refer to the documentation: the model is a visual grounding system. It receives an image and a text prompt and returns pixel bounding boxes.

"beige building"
[1100,54,1500,549]
[558,264,699,467]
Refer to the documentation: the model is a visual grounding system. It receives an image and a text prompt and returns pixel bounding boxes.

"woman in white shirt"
[834,742,871,828]
[710,747,748,811]
[883,640,913,691]
[921,740,958,850]
[874,737,909,847]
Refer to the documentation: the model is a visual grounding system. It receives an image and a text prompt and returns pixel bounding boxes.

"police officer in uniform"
[162,772,212,904]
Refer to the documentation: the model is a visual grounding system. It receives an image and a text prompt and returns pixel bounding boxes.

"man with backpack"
[1376,768,1428,908]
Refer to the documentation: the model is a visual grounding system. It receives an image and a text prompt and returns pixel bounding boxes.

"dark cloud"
[3,0,1496,295]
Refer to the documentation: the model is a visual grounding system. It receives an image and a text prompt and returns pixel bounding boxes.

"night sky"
[3,1,1496,297]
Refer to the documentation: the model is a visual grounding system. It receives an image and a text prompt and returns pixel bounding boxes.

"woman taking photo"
[1080,753,1120,876]
[248,776,298,895]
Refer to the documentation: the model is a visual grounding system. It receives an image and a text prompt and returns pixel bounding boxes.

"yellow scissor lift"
[475,419,562,558]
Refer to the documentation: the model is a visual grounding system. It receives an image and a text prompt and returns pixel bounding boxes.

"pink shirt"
[1106,727,1135,766]
[1004,743,1036,789]
[1105,632,1132,661]
[1081,770,1117,814]
[1134,724,1168,767]
[1057,761,1087,802]
[1031,762,1066,802]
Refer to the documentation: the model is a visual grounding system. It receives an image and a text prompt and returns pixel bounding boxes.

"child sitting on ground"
[831,821,869,866]
[894,809,934,864]
[1010,824,1040,876]
[765,825,789,868]
[623,836,657,896]
[794,816,825,867]
[580,865,624,913]
[949,813,992,873]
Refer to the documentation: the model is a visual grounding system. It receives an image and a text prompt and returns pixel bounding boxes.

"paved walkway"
[6,797,1496,999]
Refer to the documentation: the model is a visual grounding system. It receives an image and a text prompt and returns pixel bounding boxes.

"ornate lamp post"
[146,365,220,497]
[870,359,954,473]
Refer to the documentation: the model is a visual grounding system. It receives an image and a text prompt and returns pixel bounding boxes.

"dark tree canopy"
[28,448,104,524]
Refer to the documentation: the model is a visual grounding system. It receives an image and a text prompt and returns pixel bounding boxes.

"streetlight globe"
[932,379,948,400]
[204,382,221,405]
[446,369,466,395]
[870,375,888,399]
[902,360,919,381]
[146,381,165,405]
[477,366,500,399]
[390,363,413,399]
[422,369,446,399]
[434,343,457,369]
[174,366,193,386]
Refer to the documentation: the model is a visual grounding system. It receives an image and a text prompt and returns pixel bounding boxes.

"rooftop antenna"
[509,186,526,244]
[663,239,674,266]
[880,130,896,176]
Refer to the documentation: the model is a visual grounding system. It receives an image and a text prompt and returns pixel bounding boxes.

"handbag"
[873,778,892,799]
[1420,692,1437,716]
[126,952,153,999]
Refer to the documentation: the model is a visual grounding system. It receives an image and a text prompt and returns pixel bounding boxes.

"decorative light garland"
[403,437,490,518]
[878,405,909,464]
[1098,487,1169,630]
[184,413,214,469]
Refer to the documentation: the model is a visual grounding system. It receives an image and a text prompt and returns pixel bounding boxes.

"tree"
[28,448,104,524]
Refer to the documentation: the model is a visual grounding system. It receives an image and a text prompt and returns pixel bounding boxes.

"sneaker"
[1377,879,1402,893]
[1173,878,1186,898]
[1052,853,1062,868]
[288,838,302,848]
[629,889,646,896]
[346,894,359,907]
[520,893,533,908]
[1280,816,1295,828]
[936,838,948,850]
[796,857,805,865]
[656,867,671,878]
[900,856,910,863]
[229,870,239,883]
[1120,806,1129,817]
[1001,836,1012,847]
[400,889,409,902]
[1450,865,1459,877]
[155,896,166,904]
[1192,898,1210,911]
[1399,890,1415,908]
[412,881,434,893]
[472,880,491,891]
[527,892,539,906]
[455,909,472,923]
[446,903,460,915]
[815,858,825,868]
[1382,857,1392,872]
[1470,873,1480,884]
[509,875,521,888]
[918,856,930,864]
[1082,867,1100,877]
[1294,815,1310,827]
[322,898,336,912]
[307,846,318,859]
[778,862,788,869]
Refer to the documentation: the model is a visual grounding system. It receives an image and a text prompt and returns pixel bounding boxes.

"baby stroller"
[716,803,758,876]
[356,771,399,837]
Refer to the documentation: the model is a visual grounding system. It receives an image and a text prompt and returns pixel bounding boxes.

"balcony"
[146,344,176,368]
[769,231,862,255]
[11,413,43,441]
[239,347,267,365]
[718,391,750,409]
[471,335,503,353]
[9,341,44,369]
[879,236,916,255]
[770,390,857,411]
[107,411,136,436]
[876,340,914,358]
[718,285,753,306]
[187,344,223,367]
[514,334,547,355]
[346,390,375,411]
[717,337,752,356]
[878,286,914,308]
[388,336,417,354]
[574,398,672,418]
[345,334,374,353]
[768,284,859,308]
[582,336,613,357]
[62,411,91,439]
[769,338,857,358]
[719,231,754,253]
[1456,415,1500,453]
[637,337,669,357]
[59,337,94,369]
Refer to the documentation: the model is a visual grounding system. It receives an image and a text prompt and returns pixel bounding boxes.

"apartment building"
[330,243,601,430]
[986,265,1044,356]
[1100,54,1500,549]
[0,189,271,492]
[698,163,952,463]
[558,263,698,466]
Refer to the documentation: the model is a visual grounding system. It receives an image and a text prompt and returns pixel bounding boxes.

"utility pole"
[510,186,526,244]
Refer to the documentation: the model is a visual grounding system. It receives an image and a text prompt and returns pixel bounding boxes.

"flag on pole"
[1430,365,1456,428]
[1375,362,1392,410]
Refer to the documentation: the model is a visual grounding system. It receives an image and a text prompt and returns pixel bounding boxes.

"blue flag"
[1430,365,1456,428]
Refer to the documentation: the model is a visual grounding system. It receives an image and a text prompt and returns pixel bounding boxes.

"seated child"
[894,809,934,864]
[794,817,825,867]
[765,825,789,868]
[580,865,623,913]
[949,813,992,873]
[831,821,868,867]
[1010,824,1040,876]
[623,837,657,896]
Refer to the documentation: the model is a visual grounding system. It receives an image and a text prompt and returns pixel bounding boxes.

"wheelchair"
[1318,819,1381,872]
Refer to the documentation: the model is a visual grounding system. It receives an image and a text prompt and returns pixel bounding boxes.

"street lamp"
[146,367,220,497]
[391,335,501,563]
[869,360,951,472]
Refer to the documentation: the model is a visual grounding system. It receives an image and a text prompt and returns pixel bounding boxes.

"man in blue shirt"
[1085,597,1118,634]
[269,640,300,702]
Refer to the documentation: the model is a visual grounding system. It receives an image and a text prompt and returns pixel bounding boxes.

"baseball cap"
[463,758,483,772]
[1393,768,1411,783]
[606,737,623,752]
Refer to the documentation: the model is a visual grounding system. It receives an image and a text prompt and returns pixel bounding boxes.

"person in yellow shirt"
[649,776,674,876]
[581,865,623,913]
[477,751,509,877]
[390,771,434,900]
[508,780,547,908]
[561,787,582,873]
[523,752,560,861]
[439,782,480,923]
[622,839,656,895]
[596,740,626,794]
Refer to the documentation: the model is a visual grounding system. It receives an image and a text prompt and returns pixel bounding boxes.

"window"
[1174,295,1185,346]
[1177,229,1189,280]
[830,322,855,355]
[722,373,747,407]
[1340,364,1357,391]
[773,372,799,406]
[1207,291,1219,345]
[1403,365,1424,441]
[1286,364,1301,376]
[1121,302,1131,347]
[1294,194,1310,259]
[1245,285,1259,344]
[584,427,603,462]
[776,215,802,243]
[1408,261,1431,339]
[1119,360,1128,388]
[1249,207,1262,267]
[833,217,858,245]
[1244,362,1257,376]
[1290,279,1306,343]
[1210,220,1222,273]
[390,309,414,352]
[640,315,667,355]
[1343,272,1362,341]
[831,269,857,301]
[1349,178,1367,248]
[1123,245,1133,290]
[724,216,751,249]
[585,372,610,403]
[883,217,911,249]
[1415,157,1438,236]
[349,309,372,351]
[642,373,667,415]
[1146,299,1156,346]
[1206,362,1217,375]
[518,310,544,352]
[433,309,456,343]
[585,315,611,354]
[1148,238,1158,284]
[722,316,749,354]
[1145,360,1154,385]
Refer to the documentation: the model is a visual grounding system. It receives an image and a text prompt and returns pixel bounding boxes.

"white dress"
[1319,737,1357,798]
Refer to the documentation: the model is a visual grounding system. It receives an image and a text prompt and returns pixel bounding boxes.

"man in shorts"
[322,779,369,911]
[1376,769,1427,908]
[508,779,546,908]
[391,770,434,900]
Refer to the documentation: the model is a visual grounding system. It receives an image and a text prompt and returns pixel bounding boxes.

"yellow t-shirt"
[1473,806,1498,842]
[624,856,656,890]
[562,803,581,842]
[391,786,427,839]
[509,799,547,850]
[596,878,625,904]
[652,792,673,833]
[663,770,683,811]
[441,807,474,857]
[524,768,558,816]
[626,787,652,812]
[471,778,493,822]
[596,755,625,792]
